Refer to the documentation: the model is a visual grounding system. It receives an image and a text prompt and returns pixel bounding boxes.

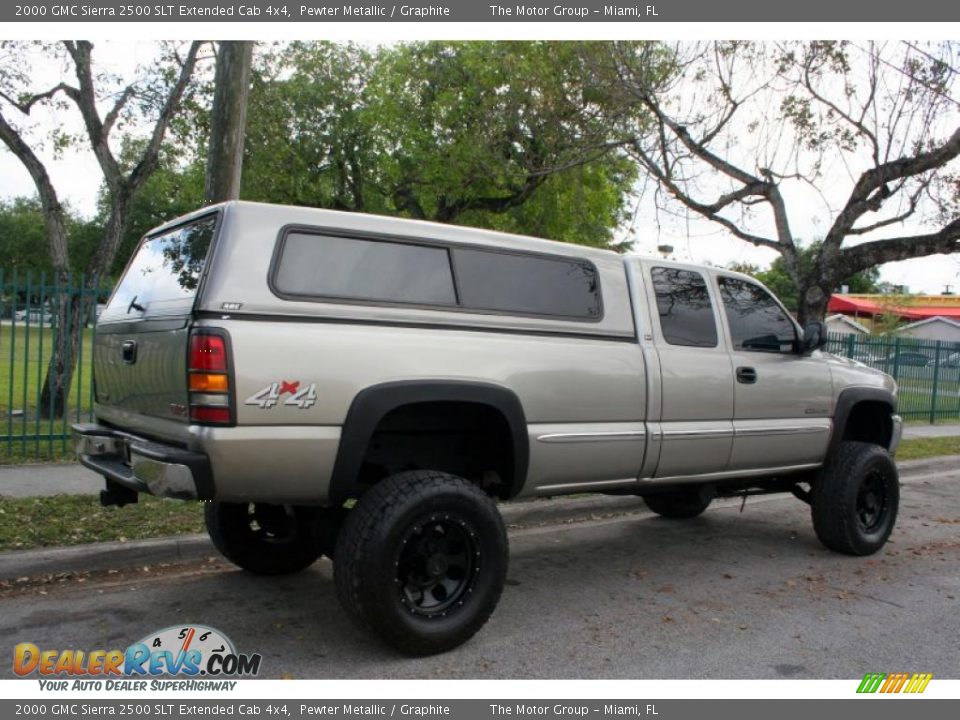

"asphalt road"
[3,460,959,680]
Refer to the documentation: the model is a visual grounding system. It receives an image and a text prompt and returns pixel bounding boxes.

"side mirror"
[800,321,827,354]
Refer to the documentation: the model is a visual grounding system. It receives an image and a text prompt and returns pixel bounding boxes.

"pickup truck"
[74,201,902,655]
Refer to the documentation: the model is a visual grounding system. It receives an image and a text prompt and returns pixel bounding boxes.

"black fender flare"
[829,386,897,458]
[329,380,529,502]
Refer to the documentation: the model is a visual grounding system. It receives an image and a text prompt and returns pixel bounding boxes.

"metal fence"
[825,332,960,422]
[0,270,111,460]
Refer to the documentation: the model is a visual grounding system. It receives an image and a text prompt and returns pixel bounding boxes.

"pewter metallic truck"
[74,201,902,654]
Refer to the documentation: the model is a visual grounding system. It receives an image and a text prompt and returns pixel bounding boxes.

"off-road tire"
[811,441,899,556]
[204,501,322,575]
[334,470,508,656]
[644,487,713,519]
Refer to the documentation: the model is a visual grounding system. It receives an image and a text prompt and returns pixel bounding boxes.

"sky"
[1,38,958,295]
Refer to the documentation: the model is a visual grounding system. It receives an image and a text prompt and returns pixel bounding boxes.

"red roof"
[828,294,960,320]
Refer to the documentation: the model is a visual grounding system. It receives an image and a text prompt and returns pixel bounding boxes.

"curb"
[0,455,954,581]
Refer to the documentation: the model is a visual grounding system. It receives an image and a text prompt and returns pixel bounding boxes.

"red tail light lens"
[190,406,231,424]
[188,331,232,426]
[189,335,227,371]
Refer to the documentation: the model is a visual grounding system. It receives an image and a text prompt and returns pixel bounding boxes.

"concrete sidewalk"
[1,423,959,498]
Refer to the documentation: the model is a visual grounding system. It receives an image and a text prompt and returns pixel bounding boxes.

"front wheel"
[334,470,508,656]
[811,441,899,556]
[204,501,322,575]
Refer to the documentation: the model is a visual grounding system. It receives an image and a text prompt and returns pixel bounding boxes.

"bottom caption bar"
[2,700,956,720]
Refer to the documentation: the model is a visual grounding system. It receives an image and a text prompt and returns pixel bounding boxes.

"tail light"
[188,331,233,425]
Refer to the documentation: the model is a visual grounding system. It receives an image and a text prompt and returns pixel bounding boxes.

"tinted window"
[719,277,797,353]
[454,249,601,319]
[102,215,216,321]
[651,267,718,347]
[274,233,457,306]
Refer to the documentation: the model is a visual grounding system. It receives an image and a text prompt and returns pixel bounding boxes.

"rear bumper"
[72,423,214,500]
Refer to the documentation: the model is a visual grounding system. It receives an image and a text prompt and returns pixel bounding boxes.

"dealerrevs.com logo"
[13,625,261,691]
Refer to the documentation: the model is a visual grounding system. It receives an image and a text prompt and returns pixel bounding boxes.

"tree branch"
[825,124,960,246]
[838,218,960,277]
[0,83,75,114]
[628,139,782,251]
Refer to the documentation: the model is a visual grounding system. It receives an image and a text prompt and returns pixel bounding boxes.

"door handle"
[736,366,757,384]
[122,340,138,365]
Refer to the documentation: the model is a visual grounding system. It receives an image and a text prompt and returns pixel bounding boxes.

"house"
[896,317,960,343]
[825,314,870,337]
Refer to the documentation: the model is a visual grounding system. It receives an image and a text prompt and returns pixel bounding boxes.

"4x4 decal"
[244,381,317,409]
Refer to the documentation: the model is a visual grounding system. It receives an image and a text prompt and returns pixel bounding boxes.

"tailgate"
[94,213,218,428]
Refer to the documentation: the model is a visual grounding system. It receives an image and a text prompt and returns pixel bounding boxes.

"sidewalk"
[1,423,959,498]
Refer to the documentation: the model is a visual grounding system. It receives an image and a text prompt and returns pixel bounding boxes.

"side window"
[453,249,602,320]
[650,267,718,348]
[273,232,457,306]
[719,277,797,353]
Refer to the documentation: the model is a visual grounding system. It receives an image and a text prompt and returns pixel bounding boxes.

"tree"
[731,241,880,312]
[205,41,254,203]
[0,197,105,277]
[0,40,203,417]
[239,41,652,249]
[607,41,960,324]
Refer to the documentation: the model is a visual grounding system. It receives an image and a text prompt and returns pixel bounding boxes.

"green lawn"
[0,494,204,551]
[895,436,960,461]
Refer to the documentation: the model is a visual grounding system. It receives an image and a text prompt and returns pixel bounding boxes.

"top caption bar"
[5,0,959,22]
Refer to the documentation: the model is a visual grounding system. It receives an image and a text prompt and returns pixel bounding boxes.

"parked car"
[13,308,54,325]
[74,202,904,655]
[880,351,932,368]
[943,351,960,369]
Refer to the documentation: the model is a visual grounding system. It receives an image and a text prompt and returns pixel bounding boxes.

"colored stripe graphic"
[857,673,886,693]
[857,672,932,693]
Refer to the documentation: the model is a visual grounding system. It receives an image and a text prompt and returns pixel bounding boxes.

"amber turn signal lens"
[189,373,229,392]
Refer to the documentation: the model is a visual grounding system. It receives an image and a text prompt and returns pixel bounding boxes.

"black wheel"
[811,441,899,556]
[334,470,508,656]
[204,501,322,575]
[644,487,713,519]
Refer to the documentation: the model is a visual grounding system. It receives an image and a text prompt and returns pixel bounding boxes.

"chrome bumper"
[72,423,214,500]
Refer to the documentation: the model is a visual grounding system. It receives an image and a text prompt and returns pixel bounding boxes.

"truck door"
[714,274,833,471]
[642,264,734,478]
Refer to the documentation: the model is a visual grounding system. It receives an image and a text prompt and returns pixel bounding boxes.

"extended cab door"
[640,262,734,478]
[714,274,833,471]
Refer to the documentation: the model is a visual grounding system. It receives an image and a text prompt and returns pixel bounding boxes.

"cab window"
[719,277,797,353]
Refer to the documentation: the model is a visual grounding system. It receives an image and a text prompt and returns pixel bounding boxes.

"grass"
[0,494,204,552]
[895,436,960,461]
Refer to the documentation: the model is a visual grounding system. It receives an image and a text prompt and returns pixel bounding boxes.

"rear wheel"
[205,501,322,575]
[644,487,713,519]
[811,441,899,556]
[334,470,508,656]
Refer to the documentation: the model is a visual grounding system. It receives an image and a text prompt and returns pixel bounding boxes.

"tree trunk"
[205,41,254,203]
[38,288,86,420]
[797,280,832,327]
